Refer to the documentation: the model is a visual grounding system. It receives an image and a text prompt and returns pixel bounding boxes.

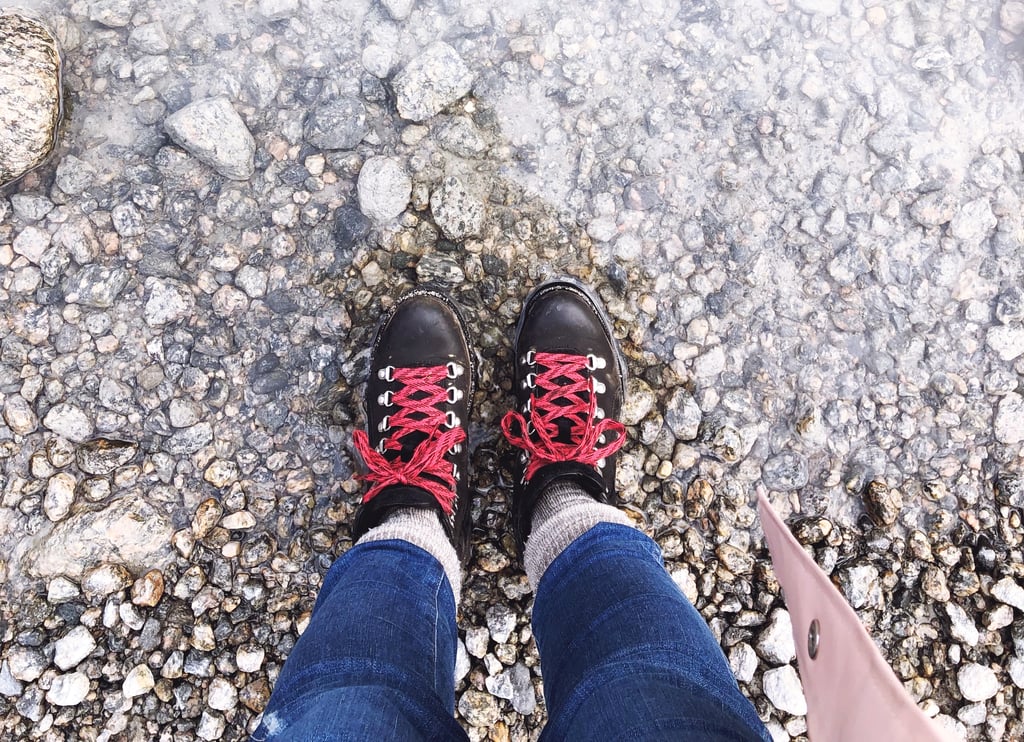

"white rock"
[257,0,298,21]
[950,198,996,244]
[0,660,23,696]
[357,156,411,222]
[393,42,475,122]
[81,563,132,598]
[1008,657,1024,689]
[994,393,1024,444]
[42,403,94,443]
[454,640,471,684]
[47,576,80,603]
[729,642,758,684]
[122,664,154,698]
[362,44,394,77]
[235,645,265,673]
[3,394,38,435]
[987,326,1024,361]
[757,609,797,665]
[792,0,840,15]
[382,0,414,20]
[196,710,226,740]
[44,472,76,522]
[957,663,998,702]
[221,511,257,530]
[207,677,237,711]
[945,603,979,647]
[46,672,90,706]
[694,345,726,378]
[991,577,1024,611]
[12,225,49,263]
[144,278,195,327]
[54,626,97,670]
[763,665,807,715]
[164,97,256,180]
[465,626,489,658]
[7,647,46,682]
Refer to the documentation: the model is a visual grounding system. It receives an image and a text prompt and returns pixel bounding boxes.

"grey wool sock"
[523,481,632,591]
[358,507,462,601]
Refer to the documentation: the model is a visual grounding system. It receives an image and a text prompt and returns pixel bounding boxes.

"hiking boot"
[351,288,475,562]
[501,278,628,553]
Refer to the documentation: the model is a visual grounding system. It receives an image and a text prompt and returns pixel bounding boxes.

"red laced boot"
[351,289,475,562]
[500,278,628,553]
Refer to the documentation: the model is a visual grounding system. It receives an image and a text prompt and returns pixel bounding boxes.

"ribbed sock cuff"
[523,482,631,591]
[357,508,462,601]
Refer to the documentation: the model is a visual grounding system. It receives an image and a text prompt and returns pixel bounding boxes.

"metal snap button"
[808,619,820,659]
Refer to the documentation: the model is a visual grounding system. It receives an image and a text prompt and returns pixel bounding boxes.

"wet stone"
[132,569,165,607]
[0,14,63,187]
[7,647,46,682]
[164,97,256,180]
[393,42,475,122]
[304,97,366,150]
[863,481,902,526]
[76,438,138,475]
[82,563,132,598]
[3,394,38,435]
[664,388,702,441]
[761,452,809,492]
[63,265,130,308]
[357,156,411,222]
[430,176,485,240]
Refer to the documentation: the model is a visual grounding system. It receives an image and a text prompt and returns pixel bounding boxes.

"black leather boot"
[501,278,628,553]
[352,288,475,562]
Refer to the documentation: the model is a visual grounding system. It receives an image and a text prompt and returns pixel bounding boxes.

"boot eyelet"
[377,365,395,381]
[375,439,386,453]
[586,354,607,370]
[595,407,605,419]
[597,458,606,468]
[446,387,463,403]
[453,463,460,481]
[592,380,606,394]
[446,361,464,379]
[377,391,393,407]
[598,434,606,444]
[377,416,390,432]
[445,411,460,428]
[449,443,462,455]
[522,349,536,366]
[524,373,537,389]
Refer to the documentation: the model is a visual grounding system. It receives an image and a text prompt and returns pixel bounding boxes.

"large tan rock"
[0,13,63,186]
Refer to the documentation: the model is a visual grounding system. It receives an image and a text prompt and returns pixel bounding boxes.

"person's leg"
[528,502,770,741]
[255,289,476,741]
[252,523,467,741]
[501,279,769,740]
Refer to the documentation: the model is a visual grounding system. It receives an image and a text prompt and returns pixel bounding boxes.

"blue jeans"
[253,523,771,741]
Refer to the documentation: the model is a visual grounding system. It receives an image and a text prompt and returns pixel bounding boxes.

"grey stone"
[44,472,76,521]
[465,627,488,658]
[457,689,499,727]
[950,198,996,244]
[762,665,807,715]
[207,677,237,711]
[64,265,130,308]
[839,564,880,610]
[436,116,487,158]
[165,422,214,454]
[995,287,1024,324]
[77,438,138,475]
[304,97,366,150]
[3,394,38,435]
[1002,1,1024,34]
[23,494,173,579]
[393,42,475,122]
[164,97,256,180]
[7,647,46,682]
[88,0,132,27]
[430,176,485,239]
[82,562,132,597]
[42,403,94,443]
[144,277,196,327]
[128,22,169,54]
[13,226,50,263]
[0,661,23,696]
[1009,656,1024,689]
[986,326,1024,361]
[664,388,702,440]
[10,194,53,221]
[0,14,62,186]
[761,452,809,492]
[258,0,299,21]
[357,156,411,222]
[909,191,956,227]
[792,0,839,14]
[485,603,516,644]
[994,393,1024,444]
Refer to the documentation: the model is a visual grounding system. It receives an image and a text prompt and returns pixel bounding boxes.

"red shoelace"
[353,365,465,515]
[501,351,625,482]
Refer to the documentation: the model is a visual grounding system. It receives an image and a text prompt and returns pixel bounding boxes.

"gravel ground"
[1,0,1023,740]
